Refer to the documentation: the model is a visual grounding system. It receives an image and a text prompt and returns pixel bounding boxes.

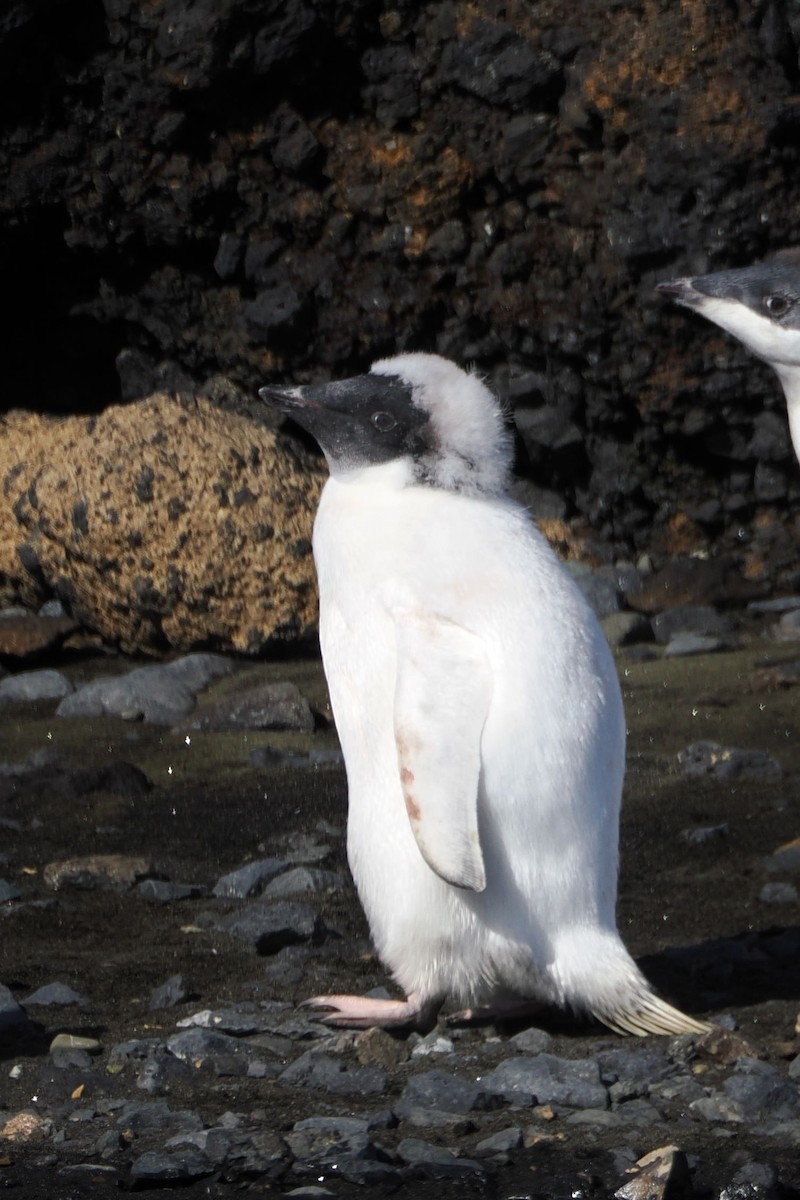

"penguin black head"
[259,353,512,495]
[657,249,800,369]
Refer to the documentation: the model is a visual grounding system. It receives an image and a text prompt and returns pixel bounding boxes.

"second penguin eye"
[371,411,397,431]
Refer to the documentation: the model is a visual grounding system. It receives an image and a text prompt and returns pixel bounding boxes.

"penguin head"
[259,352,512,495]
[657,248,800,371]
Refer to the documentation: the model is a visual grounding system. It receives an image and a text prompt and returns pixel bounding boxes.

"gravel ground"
[2,629,800,1199]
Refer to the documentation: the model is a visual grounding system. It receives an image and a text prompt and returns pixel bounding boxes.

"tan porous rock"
[0,395,324,655]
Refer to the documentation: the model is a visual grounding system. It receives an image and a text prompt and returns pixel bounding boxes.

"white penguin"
[258,353,709,1036]
[658,248,800,465]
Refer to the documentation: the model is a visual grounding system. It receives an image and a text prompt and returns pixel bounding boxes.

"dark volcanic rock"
[1,0,799,587]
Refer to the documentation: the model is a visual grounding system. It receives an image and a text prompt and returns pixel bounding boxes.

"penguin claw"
[300,992,439,1032]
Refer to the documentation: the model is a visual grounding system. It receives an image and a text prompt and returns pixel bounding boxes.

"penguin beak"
[257,384,322,414]
[655,277,702,308]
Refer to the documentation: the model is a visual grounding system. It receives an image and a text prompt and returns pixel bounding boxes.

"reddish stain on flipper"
[400,766,422,822]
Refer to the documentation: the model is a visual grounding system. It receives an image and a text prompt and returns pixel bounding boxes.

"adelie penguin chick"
[658,248,800,465]
[259,353,709,1037]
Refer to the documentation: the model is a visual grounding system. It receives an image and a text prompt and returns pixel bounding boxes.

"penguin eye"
[371,411,397,432]
[765,294,791,317]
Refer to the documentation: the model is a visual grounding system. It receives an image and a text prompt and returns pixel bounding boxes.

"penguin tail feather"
[591,991,711,1038]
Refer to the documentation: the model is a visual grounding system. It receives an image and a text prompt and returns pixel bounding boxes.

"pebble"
[680,823,730,845]
[722,1058,800,1119]
[651,604,733,645]
[185,679,315,733]
[23,982,88,1006]
[279,1050,387,1096]
[764,837,800,874]
[480,1053,608,1109]
[474,1126,523,1155]
[43,853,157,891]
[135,879,209,901]
[602,612,653,648]
[720,1162,781,1200]
[396,1137,487,1179]
[776,610,800,641]
[212,857,289,898]
[49,1033,102,1054]
[166,1027,265,1075]
[396,1068,490,1114]
[677,740,783,781]
[248,746,345,769]
[285,1115,375,1166]
[148,974,188,1011]
[0,879,22,902]
[664,632,729,656]
[614,1144,691,1200]
[56,653,235,723]
[215,899,325,954]
[0,983,31,1033]
[0,614,78,660]
[0,669,74,704]
[261,866,344,899]
[129,1147,212,1183]
[115,1099,203,1136]
[759,882,799,903]
[509,1025,552,1054]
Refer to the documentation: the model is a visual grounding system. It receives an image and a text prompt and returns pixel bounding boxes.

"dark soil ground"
[1,633,800,1198]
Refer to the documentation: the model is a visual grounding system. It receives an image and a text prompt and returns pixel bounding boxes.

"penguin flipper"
[392,609,492,892]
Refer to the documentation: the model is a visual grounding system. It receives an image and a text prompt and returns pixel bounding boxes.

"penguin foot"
[446,1000,548,1027]
[301,992,439,1032]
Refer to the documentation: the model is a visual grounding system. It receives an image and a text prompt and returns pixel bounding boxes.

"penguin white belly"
[314,475,625,1010]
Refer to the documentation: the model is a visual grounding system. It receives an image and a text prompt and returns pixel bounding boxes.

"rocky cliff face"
[2,0,799,569]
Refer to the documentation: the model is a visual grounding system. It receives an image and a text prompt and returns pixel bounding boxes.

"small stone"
[279,1050,387,1096]
[355,1026,410,1069]
[723,1058,800,1118]
[49,1033,102,1054]
[601,612,653,648]
[0,984,29,1032]
[261,866,344,899]
[474,1126,523,1155]
[680,824,729,845]
[696,1026,765,1065]
[215,900,324,954]
[759,882,798,903]
[689,1095,745,1123]
[719,1161,781,1200]
[212,857,289,898]
[135,879,208,901]
[43,853,157,891]
[0,1111,52,1142]
[0,615,78,660]
[664,632,728,657]
[116,1099,203,1137]
[480,1053,608,1109]
[396,1068,489,1114]
[129,1148,212,1183]
[23,982,89,1007]
[614,1144,692,1200]
[410,1030,455,1057]
[148,974,188,1011]
[764,837,800,874]
[509,1026,552,1054]
[677,741,782,782]
[651,604,733,645]
[186,679,315,733]
[166,1027,263,1074]
[396,1137,487,1178]
[0,669,74,704]
[285,1115,375,1166]
[0,879,22,903]
[776,609,800,641]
